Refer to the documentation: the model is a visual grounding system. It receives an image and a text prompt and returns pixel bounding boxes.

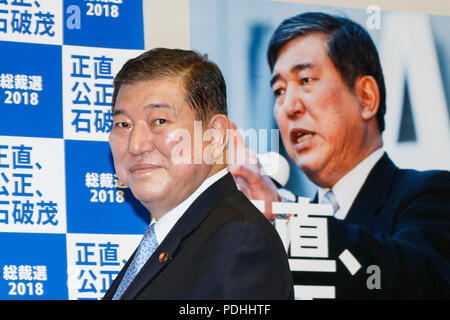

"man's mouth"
[295,132,313,144]
[129,163,162,174]
[290,128,314,151]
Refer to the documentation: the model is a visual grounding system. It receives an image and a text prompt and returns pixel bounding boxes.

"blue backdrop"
[0,0,147,300]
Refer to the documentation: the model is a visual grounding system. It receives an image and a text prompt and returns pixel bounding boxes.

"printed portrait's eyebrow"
[270,62,315,87]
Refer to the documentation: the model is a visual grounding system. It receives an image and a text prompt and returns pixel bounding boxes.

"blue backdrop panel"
[0,41,62,139]
[65,139,148,235]
[0,0,144,299]
[0,232,68,300]
[63,0,144,50]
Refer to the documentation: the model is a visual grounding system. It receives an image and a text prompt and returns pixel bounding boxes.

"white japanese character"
[18,265,33,280]
[99,173,114,189]
[14,74,28,90]
[3,265,18,281]
[28,75,43,91]
[85,172,99,188]
[32,265,47,281]
[114,174,127,188]
[0,73,14,89]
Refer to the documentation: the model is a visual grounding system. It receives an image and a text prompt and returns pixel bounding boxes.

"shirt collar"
[318,148,384,220]
[151,168,229,244]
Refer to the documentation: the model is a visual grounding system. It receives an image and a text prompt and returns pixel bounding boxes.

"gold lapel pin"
[159,252,169,263]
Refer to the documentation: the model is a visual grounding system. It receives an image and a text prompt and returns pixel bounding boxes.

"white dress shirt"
[317,148,384,220]
[150,168,229,245]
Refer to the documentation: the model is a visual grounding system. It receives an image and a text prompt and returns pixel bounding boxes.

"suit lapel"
[344,153,398,228]
[120,173,238,300]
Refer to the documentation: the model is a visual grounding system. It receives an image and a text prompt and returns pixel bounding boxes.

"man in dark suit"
[228,12,450,298]
[103,48,294,300]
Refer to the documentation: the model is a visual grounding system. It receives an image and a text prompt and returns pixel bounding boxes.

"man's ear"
[355,75,380,121]
[204,114,230,162]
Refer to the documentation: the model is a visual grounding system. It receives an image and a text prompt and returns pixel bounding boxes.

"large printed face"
[271,34,366,187]
[109,77,211,216]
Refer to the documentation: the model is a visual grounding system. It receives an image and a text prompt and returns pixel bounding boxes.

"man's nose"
[283,85,305,119]
[128,122,155,156]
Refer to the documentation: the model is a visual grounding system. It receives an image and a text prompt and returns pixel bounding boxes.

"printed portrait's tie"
[321,190,340,215]
[113,223,158,300]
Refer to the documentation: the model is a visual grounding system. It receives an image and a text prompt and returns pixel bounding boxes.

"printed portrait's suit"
[293,153,450,299]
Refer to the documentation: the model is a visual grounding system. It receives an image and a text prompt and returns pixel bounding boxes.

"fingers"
[228,163,260,184]
[234,176,252,198]
[227,121,280,221]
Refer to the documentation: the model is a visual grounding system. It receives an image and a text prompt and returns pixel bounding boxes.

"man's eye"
[155,119,167,126]
[301,77,312,85]
[273,88,285,97]
[115,122,129,128]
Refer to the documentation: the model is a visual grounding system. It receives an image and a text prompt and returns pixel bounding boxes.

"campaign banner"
[62,45,143,142]
[0,232,68,300]
[0,135,66,234]
[0,0,63,45]
[65,139,148,235]
[66,233,140,300]
[0,41,62,139]
[63,0,144,50]
[0,0,144,300]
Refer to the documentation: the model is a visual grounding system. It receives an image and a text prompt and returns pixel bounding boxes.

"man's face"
[109,77,211,216]
[271,34,366,187]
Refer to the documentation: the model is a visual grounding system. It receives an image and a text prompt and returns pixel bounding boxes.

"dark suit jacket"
[103,173,294,300]
[292,153,450,299]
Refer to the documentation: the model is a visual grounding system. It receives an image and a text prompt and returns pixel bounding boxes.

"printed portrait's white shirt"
[318,148,384,220]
